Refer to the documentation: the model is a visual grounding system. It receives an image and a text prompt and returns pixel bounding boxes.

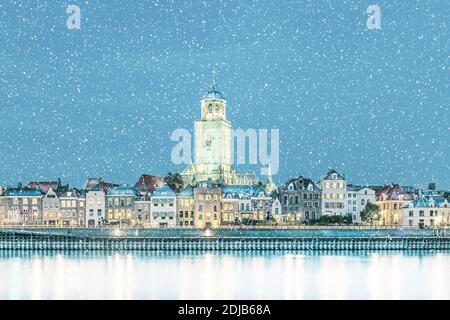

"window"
[198,205,203,212]
[419,210,424,217]
[409,210,414,217]
[214,205,217,212]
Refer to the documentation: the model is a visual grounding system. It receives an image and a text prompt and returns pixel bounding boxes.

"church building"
[181,82,251,186]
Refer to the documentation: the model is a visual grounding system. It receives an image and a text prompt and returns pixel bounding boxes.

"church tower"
[181,82,237,185]
[195,81,231,168]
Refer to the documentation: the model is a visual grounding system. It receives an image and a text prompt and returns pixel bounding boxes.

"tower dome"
[202,81,225,100]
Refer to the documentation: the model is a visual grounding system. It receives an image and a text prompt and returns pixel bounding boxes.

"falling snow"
[0,0,448,188]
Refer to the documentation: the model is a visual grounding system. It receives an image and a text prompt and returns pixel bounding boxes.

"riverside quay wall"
[0,228,449,251]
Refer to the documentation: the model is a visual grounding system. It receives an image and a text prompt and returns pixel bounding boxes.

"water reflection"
[0,250,449,299]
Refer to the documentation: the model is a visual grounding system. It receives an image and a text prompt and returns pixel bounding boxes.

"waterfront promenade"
[0,227,449,251]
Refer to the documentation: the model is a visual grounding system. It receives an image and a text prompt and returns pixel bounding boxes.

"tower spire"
[211,70,217,91]
[264,161,277,193]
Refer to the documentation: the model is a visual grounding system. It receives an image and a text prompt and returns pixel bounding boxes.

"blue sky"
[0,0,448,189]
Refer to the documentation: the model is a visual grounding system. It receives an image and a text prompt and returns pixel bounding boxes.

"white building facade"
[321,169,347,216]
[347,186,376,223]
[151,184,177,228]
[86,189,105,227]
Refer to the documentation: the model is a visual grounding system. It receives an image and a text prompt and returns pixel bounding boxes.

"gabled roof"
[4,187,43,197]
[152,184,176,197]
[107,185,141,197]
[323,169,345,181]
[26,181,60,194]
[177,187,194,197]
[376,184,414,201]
[84,177,118,192]
[402,197,437,209]
[134,174,164,193]
[252,186,270,198]
[60,188,83,198]
[222,185,256,199]
[283,176,318,191]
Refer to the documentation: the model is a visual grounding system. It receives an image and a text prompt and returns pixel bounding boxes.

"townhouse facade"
[2,187,43,225]
[151,184,177,228]
[193,181,222,228]
[320,169,347,216]
[376,184,414,226]
[59,188,85,227]
[346,186,376,223]
[42,188,62,226]
[134,194,152,227]
[221,185,255,225]
[176,187,195,227]
[106,185,141,226]
[402,195,450,227]
[279,176,321,222]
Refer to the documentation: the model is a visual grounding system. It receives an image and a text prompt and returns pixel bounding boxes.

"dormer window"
[332,173,337,180]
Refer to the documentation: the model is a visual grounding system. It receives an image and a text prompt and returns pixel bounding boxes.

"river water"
[0,250,449,299]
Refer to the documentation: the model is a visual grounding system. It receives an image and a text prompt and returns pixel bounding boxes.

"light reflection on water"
[0,250,449,300]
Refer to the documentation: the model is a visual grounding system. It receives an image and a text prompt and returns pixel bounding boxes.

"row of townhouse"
[277,169,450,226]
[276,169,377,224]
[0,170,448,228]
[150,181,278,228]
[0,175,164,227]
